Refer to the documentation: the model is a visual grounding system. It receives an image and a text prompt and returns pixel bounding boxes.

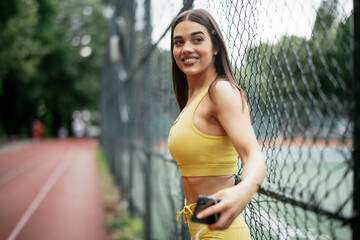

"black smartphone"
[191,195,220,224]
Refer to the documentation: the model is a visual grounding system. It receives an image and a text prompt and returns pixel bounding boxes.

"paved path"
[0,139,106,240]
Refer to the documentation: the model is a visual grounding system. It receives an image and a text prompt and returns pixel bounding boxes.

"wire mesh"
[99,0,356,239]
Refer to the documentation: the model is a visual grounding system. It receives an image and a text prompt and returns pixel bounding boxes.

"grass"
[96,146,144,240]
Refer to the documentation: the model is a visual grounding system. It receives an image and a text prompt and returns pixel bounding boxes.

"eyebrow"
[173,31,205,40]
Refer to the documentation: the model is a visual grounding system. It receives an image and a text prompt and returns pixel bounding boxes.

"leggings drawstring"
[177,200,197,223]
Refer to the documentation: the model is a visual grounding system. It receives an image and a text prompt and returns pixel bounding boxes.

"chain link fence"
[99,0,358,239]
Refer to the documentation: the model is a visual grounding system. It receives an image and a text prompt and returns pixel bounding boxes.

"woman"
[168,9,266,239]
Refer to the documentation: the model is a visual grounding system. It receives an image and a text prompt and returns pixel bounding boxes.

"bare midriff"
[182,175,235,204]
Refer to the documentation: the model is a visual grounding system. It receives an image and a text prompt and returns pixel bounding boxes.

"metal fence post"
[144,0,153,239]
[127,0,137,219]
[353,1,360,239]
[182,0,194,11]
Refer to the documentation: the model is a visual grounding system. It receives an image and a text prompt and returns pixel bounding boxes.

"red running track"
[0,139,106,240]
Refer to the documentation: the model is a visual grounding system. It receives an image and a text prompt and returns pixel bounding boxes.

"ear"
[213,48,218,56]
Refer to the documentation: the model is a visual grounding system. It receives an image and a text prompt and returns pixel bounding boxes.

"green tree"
[0,0,45,136]
[34,0,108,135]
[0,0,109,137]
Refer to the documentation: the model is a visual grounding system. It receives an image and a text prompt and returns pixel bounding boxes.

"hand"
[196,183,253,230]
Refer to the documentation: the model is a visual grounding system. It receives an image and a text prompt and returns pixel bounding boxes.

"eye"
[174,40,183,46]
[193,37,203,43]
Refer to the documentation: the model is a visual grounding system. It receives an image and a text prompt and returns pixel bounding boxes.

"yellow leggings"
[177,200,251,240]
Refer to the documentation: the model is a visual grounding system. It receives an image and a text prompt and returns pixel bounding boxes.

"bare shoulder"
[212,80,240,98]
[211,80,248,111]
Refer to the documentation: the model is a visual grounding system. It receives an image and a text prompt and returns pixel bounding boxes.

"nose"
[182,41,194,54]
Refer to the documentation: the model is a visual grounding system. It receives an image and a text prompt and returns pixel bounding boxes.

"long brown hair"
[170,9,247,110]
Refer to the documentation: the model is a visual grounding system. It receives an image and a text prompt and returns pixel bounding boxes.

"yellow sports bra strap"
[187,86,209,110]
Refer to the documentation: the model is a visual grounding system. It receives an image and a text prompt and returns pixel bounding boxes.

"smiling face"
[172,20,217,77]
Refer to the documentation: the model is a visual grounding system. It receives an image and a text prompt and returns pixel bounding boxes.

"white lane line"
[6,150,74,240]
[0,149,64,187]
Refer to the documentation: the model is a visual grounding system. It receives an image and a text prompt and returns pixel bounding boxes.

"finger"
[208,222,231,231]
[207,207,239,230]
[207,213,232,230]
[196,201,223,219]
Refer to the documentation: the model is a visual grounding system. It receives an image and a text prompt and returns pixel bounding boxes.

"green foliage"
[0,0,109,137]
[0,0,43,91]
[0,0,21,26]
[96,146,117,205]
[96,146,145,240]
[106,214,144,239]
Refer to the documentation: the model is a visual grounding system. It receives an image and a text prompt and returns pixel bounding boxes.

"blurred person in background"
[168,9,266,239]
[58,125,68,139]
[72,118,86,138]
[32,120,44,141]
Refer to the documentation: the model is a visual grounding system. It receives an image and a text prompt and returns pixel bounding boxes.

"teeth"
[184,58,197,62]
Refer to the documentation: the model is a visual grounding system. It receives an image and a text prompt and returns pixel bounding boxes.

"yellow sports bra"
[168,86,238,177]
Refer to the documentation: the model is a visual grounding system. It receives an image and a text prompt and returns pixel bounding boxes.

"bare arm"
[197,81,266,230]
